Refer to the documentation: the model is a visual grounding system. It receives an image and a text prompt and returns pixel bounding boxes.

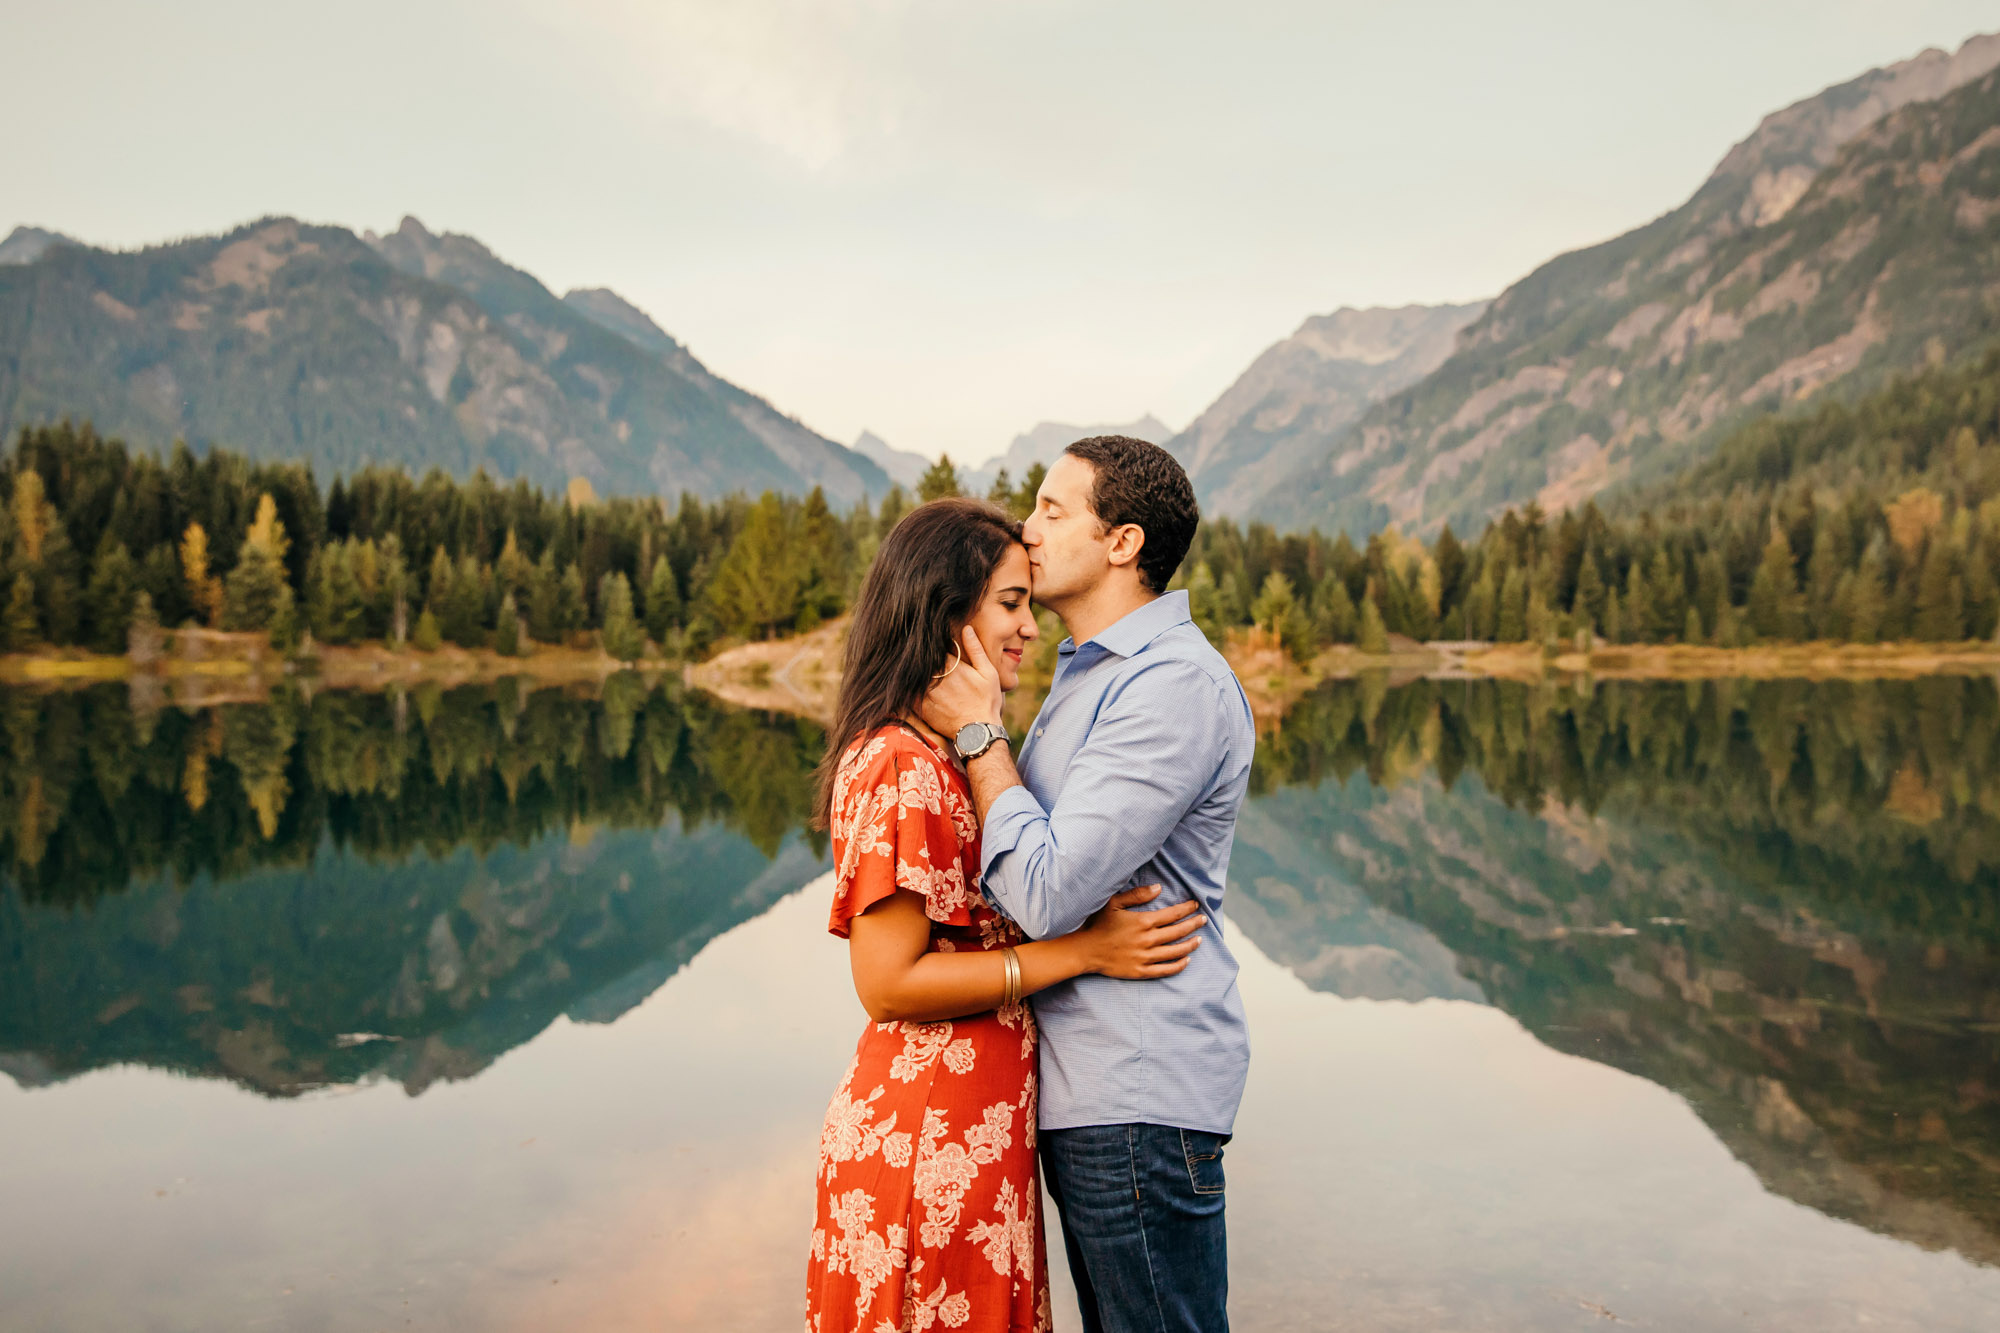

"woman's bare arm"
[847,884,1204,1025]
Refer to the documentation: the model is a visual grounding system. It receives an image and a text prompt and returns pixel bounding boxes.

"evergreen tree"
[127,589,164,663]
[1694,549,1727,639]
[494,592,523,657]
[411,608,443,652]
[918,455,962,503]
[1683,604,1705,646]
[84,541,137,653]
[1251,572,1313,663]
[1646,548,1685,641]
[309,543,366,645]
[1433,523,1467,619]
[1357,592,1389,654]
[986,468,1014,508]
[1747,527,1803,642]
[644,555,682,645]
[4,571,40,650]
[528,550,563,644]
[223,495,292,633]
[1013,463,1047,520]
[558,561,587,637]
[1623,561,1653,644]
[444,554,487,647]
[877,485,911,537]
[1496,567,1528,642]
[599,572,644,661]
[1604,586,1624,644]
[1573,550,1605,636]
[1313,571,1358,644]
[496,529,531,600]
[1846,541,1889,643]
[1187,563,1228,646]
[705,493,805,639]
[1914,537,1966,641]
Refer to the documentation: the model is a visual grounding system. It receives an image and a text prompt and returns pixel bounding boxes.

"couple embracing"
[805,436,1255,1333]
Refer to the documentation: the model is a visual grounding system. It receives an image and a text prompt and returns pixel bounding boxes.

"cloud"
[520,0,913,169]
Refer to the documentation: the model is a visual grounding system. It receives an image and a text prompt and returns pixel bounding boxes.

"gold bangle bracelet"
[1001,946,1021,1009]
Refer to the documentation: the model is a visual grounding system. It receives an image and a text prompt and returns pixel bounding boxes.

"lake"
[2,673,1997,1330]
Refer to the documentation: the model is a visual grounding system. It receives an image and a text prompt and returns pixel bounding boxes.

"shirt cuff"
[978,782,1047,882]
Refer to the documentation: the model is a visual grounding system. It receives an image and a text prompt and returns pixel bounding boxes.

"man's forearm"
[964,743,1024,825]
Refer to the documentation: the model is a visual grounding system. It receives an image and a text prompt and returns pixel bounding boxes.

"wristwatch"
[952,721,1009,762]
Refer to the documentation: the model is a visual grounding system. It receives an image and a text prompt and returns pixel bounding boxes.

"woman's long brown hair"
[812,497,1024,828]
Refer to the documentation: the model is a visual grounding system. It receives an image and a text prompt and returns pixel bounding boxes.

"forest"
[6,342,2000,664]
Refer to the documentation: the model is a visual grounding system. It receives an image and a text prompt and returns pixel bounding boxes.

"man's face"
[1021,454,1109,606]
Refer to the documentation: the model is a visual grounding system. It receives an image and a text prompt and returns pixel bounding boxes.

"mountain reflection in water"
[2,672,1998,1321]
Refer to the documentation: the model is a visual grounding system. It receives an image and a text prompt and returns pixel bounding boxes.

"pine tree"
[1647,548,1685,641]
[309,542,366,645]
[1495,566,1527,642]
[496,529,531,600]
[1683,604,1705,646]
[3,571,40,650]
[705,494,805,639]
[1251,572,1313,663]
[558,561,587,637]
[1746,526,1803,642]
[1187,563,1227,646]
[1433,524,1466,620]
[1622,561,1653,643]
[1603,586,1624,644]
[599,571,644,661]
[127,589,164,663]
[223,495,293,633]
[1313,571,1358,644]
[1846,542,1888,643]
[494,592,523,657]
[1914,537,1966,641]
[1573,551,1605,636]
[877,485,911,538]
[528,550,563,643]
[411,607,443,652]
[1013,463,1046,520]
[644,555,681,645]
[1357,592,1389,654]
[455,555,491,647]
[986,468,1014,508]
[918,455,962,503]
[1694,548,1727,639]
[84,542,137,653]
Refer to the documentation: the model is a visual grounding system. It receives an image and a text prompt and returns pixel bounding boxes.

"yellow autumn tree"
[180,522,223,626]
[11,470,49,564]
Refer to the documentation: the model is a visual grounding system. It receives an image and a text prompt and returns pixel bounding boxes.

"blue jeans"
[1040,1123,1230,1333]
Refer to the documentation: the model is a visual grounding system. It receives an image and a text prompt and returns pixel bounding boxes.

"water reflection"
[3,673,1999,1326]
[0,677,829,1096]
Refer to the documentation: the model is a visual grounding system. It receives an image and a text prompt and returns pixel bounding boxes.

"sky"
[4,1,1998,466]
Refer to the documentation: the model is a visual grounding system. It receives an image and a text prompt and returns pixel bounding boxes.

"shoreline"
[6,633,1996,717]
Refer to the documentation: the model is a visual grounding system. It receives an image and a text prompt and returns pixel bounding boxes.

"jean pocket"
[1180,1129,1228,1196]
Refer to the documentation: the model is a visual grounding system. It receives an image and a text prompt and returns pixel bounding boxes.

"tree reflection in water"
[2,672,1997,1266]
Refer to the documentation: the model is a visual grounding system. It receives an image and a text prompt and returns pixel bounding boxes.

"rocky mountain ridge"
[0,215,888,503]
[1171,303,1487,517]
[1240,31,2000,538]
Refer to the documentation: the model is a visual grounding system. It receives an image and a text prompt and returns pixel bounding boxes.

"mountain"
[0,214,889,503]
[849,429,931,489]
[964,414,1174,495]
[1243,31,2000,539]
[0,226,76,266]
[1170,304,1487,517]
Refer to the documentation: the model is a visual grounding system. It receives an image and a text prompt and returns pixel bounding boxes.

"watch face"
[955,723,985,751]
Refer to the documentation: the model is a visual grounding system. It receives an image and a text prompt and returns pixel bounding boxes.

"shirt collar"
[1057,590,1192,659]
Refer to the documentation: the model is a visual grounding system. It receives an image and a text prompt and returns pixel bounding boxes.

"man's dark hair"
[1063,435,1199,594]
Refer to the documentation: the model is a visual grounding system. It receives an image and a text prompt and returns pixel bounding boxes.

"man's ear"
[1104,524,1147,572]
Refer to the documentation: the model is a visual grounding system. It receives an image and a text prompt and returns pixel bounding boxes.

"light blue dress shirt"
[979,589,1255,1135]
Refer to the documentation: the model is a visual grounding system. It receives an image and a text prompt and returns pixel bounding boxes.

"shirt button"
[1036,728,1044,736]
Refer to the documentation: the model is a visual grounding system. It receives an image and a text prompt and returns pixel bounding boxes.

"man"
[922,435,1254,1333]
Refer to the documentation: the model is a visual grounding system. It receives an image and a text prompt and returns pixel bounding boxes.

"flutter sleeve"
[827,730,977,938]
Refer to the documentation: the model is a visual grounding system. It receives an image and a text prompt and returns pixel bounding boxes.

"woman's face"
[965,543,1038,692]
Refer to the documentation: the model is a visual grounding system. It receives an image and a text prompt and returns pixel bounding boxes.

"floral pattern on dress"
[807,725,1048,1333]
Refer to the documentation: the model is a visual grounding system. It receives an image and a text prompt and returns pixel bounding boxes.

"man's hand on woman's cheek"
[920,626,1006,736]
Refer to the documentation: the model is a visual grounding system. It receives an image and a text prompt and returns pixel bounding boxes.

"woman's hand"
[1078,884,1207,979]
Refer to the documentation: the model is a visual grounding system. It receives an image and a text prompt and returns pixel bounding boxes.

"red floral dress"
[806,724,1051,1333]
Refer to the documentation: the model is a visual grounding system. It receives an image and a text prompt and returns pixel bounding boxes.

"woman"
[805,497,1205,1333]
